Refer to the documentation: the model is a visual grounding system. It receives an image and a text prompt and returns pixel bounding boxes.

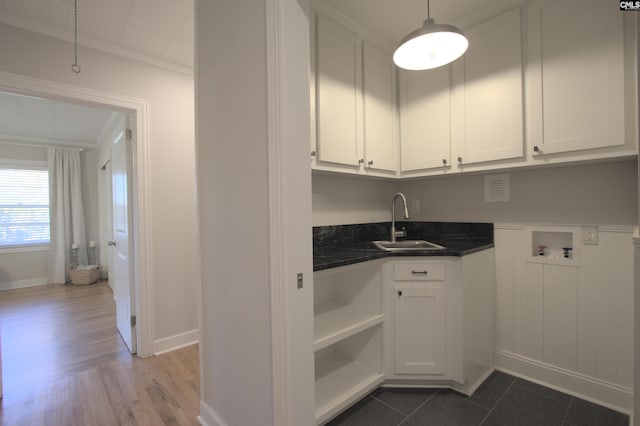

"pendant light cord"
[71,0,81,73]
[426,0,431,20]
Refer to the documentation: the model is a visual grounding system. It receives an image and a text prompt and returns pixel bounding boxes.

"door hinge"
[131,315,136,327]
[126,128,133,140]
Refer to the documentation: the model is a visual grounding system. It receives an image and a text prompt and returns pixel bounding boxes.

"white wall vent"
[484,174,510,202]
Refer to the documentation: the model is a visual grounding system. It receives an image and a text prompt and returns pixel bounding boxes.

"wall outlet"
[411,199,420,214]
[582,225,599,245]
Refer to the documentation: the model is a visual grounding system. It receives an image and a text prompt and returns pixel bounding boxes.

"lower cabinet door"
[394,283,446,375]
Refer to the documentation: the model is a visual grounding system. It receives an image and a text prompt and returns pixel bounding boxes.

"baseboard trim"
[198,401,228,426]
[153,329,199,355]
[495,349,633,414]
[0,277,48,291]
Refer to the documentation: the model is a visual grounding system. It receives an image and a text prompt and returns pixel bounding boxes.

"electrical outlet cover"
[582,225,598,245]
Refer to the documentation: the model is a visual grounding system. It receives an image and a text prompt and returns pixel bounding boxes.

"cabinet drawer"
[393,263,445,281]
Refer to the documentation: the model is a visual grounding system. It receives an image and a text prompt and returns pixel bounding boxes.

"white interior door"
[111,121,136,354]
[100,161,114,289]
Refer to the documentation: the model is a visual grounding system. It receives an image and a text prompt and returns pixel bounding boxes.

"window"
[0,167,50,248]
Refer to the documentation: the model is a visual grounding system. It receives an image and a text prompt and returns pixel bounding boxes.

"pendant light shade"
[393,7,468,71]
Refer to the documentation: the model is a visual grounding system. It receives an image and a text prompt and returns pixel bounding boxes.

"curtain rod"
[0,140,85,151]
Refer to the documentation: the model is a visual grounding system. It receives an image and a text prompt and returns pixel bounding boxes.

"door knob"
[107,240,117,247]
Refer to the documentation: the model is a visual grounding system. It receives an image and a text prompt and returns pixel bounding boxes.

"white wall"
[0,23,198,350]
[495,225,634,412]
[0,142,47,162]
[196,0,315,425]
[312,173,400,226]
[400,161,637,225]
[196,1,275,424]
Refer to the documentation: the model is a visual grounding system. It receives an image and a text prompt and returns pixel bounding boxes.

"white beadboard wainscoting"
[494,224,634,413]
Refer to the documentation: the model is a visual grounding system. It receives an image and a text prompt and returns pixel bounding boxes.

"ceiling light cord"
[71,0,81,73]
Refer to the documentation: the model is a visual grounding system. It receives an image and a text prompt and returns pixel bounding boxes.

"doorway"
[0,69,153,358]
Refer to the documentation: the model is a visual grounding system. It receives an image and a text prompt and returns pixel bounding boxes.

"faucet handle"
[394,227,407,239]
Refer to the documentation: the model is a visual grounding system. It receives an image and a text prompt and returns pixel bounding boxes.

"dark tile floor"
[326,371,630,426]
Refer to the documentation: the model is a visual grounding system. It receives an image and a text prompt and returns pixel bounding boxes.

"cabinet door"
[314,14,363,166]
[451,8,523,166]
[399,67,452,172]
[394,283,446,375]
[526,0,624,155]
[362,42,398,172]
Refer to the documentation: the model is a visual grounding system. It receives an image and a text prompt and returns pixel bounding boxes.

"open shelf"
[314,325,384,424]
[314,263,382,349]
[314,299,383,351]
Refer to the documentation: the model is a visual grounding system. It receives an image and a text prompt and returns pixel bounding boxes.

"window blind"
[0,168,50,247]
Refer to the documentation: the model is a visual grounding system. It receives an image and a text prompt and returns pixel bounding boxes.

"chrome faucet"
[390,192,410,242]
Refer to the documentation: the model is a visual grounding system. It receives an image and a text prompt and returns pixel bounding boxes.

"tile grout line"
[461,394,495,411]
[478,377,517,426]
[560,397,574,425]
[397,392,438,425]
[370,395,411,419]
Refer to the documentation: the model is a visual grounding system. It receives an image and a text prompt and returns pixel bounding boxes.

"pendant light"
[393,0,468,71]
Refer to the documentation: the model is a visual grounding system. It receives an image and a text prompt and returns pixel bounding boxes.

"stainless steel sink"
[373,240,446,251]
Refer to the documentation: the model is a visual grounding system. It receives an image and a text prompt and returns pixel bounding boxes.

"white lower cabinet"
[314,251,496,424]
[384,253,496,391]
[393,263,446,375]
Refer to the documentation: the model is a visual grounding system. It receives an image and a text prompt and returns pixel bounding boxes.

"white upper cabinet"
[526,0,625,156]
[362,42,398,172]
[399,66,452,172]
[451,8,524,166]
[314,14,363,167]
[311,1,635,179]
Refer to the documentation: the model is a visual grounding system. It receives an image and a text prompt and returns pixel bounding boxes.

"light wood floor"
[0,282,200,425]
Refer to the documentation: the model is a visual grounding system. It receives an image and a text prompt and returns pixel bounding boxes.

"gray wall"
[312,173,399,225]
[401,160,637,225]
[312,160,638,226]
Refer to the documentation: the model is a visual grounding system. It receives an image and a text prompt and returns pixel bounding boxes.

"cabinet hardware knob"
[533,146,540,153]
[397,290,403,296]
[358,158,364,164]
[442,159,447,165]
[411,270,428,275]
[457,157,462,163]
[311,150,316,157]
[368,160,374,166]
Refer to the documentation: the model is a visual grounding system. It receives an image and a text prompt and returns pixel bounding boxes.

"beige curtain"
[47,147,87,284]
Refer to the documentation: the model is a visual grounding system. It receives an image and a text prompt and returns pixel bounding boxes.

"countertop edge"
[313,243,494,272]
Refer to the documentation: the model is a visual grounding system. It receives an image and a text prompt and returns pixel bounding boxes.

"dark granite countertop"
[313,222,494,272]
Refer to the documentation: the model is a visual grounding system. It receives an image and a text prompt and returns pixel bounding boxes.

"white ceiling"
[0,91,116,148]
[0,0,193,147]
[321,0,527,43]
[0,0,194,72]
[0,0,526,75]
